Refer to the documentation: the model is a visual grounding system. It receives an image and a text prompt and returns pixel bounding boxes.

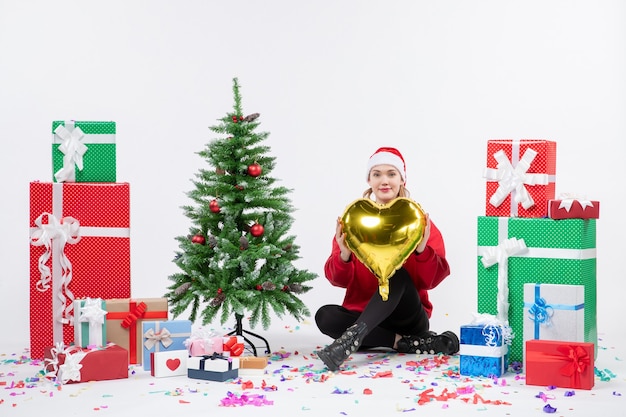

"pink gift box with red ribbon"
[525,339,594,390]
[29,182,131,359]
[484,139,557,218]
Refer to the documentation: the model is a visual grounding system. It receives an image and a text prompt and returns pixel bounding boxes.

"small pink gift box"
[185,336,223,357]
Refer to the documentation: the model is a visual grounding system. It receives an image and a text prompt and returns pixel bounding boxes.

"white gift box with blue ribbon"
[460,322,509,378]
[523,283,585,346]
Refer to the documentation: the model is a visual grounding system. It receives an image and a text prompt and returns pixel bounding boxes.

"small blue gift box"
[459,323,509,377]
[187,353,239,382]
[142,320,192,371]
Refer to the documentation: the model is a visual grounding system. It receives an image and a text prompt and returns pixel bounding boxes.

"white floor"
[1,320,624,417]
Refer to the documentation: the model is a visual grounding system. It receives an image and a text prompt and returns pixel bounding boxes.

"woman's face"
[367,164,404,204]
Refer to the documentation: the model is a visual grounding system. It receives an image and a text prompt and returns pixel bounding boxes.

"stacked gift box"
[30,120,267,384]
[461,139,599,390]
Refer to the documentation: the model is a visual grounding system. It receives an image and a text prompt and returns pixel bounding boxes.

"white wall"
[1,0,624,350]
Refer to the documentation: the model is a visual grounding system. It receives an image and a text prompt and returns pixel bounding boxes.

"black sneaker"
[396,330,459,355]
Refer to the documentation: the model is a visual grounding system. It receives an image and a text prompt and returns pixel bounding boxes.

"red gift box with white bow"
[43,343,128,384]
[483,139,557,218]
[525,339,594,390]
[29,182,131,359]
[547,196,600,220]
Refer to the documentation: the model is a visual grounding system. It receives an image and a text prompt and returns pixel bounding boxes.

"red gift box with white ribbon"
[483,139,557,218]
[29,182,131,359]
[43,343,128,384]
[547,195,600,220]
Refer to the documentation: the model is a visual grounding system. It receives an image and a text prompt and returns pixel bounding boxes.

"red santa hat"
[366,147,407,183]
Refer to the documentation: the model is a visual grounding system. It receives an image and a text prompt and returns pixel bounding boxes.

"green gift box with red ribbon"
[477,216,596,364]
[52,120,117,183]
[29,182,131,360]
[105,298,169,365]
[525,339,594,390]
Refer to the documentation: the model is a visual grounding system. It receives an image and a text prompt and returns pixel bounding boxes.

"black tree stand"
[227,313,271,356]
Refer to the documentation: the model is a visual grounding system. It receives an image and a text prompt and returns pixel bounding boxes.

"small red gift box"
[525,339,594,390]
[547,198,600,220]
[44,343,128,384]
[29,182,131,359]
[484,139,557,218]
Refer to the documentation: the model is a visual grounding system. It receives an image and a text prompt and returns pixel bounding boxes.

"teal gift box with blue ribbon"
[523,283,585,348]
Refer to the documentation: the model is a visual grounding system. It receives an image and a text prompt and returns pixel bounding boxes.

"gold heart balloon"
[341,197,426,301]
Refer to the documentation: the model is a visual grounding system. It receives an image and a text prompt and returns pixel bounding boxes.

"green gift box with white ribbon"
[476,216,596,363]
[52,120,116,183]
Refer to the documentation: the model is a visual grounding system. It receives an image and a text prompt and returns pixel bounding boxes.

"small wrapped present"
[223,335,245,357]
[523,283,584,349]
[150,350,188,378]
[142,320,192,371]
[483,139,557,218]
[105,298,168,365]
[52,120,116,183]
[525,339,594,390]
[547,195,600,220]
[238,356,269,376]
[187,353,239,382]
[74,298,107,348]
[459,315,511,377]
[184,329,224,357]
[44,343,128,384]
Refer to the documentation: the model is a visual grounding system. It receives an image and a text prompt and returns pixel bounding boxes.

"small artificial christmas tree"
[165,78,317,343]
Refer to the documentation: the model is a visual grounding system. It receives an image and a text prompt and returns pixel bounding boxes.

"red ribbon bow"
[121,302,147,328]
[557,345,590,377]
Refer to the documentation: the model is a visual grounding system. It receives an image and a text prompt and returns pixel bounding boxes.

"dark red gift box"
[44,343,129,384]
[547,198,600,220]
[525,339,594,390]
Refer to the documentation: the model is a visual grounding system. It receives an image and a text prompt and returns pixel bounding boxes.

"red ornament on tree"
[250,223,264,237]
[191,233,206,245]
[256,284,263,291]
[209,199,220,213]
[247,162,262,177]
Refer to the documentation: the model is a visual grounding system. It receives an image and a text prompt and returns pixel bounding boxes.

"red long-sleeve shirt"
[323,220,450,318]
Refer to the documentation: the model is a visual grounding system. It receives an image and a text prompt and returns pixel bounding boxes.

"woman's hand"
[335,217,352,262]
[415,214,431,254]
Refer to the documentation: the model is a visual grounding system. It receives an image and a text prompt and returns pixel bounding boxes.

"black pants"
[315,268,430,349]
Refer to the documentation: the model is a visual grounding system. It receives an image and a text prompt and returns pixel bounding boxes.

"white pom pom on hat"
[366,147,407,184]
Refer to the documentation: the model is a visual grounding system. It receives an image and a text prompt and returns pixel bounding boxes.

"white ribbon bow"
[54,123,88,183]
[484,148,549,210]
[30,212,81,324]
[480,237,528,324]
[470,312,514,346]
[45,343,87,384]
[557,193,594,212]
[143,328,173,350]
[78,298,107,345]
[78,298,107,326]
